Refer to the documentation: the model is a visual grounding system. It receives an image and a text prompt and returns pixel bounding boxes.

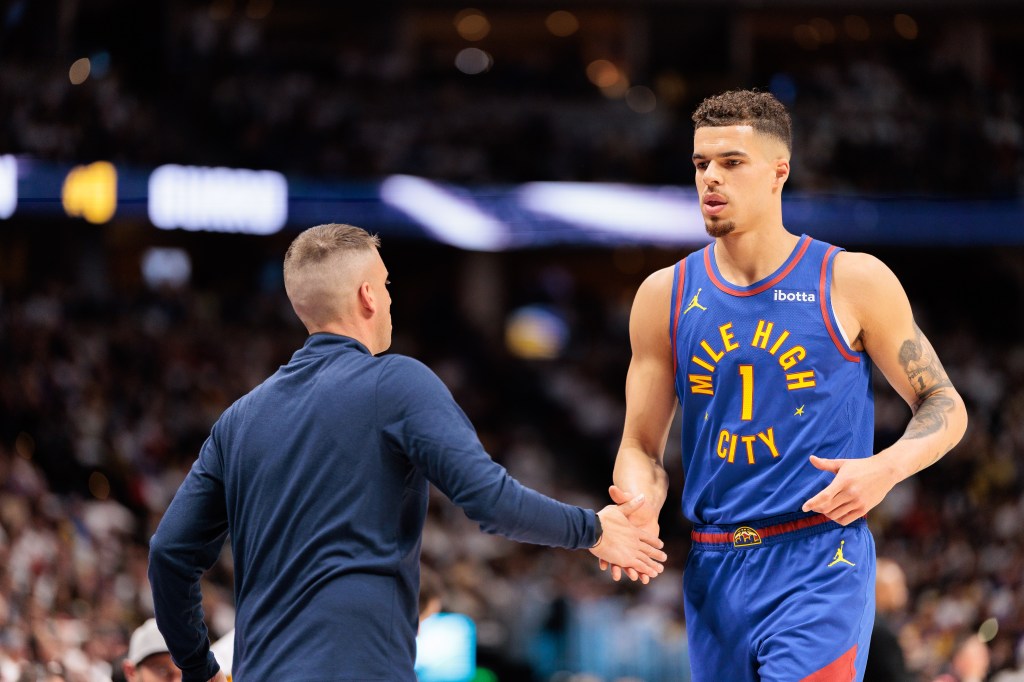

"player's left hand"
[801,454,900,525]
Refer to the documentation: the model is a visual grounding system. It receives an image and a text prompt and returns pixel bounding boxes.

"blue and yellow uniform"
[670,235,876,681]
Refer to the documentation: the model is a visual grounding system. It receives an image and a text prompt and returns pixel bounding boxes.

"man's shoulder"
[630,265,676,324]
[833,250,898,284]
[376,353,445,390]
[374,354,455,421]
[632,265,676,307]
[643,263,677,290]
[832,250,906,309]
[378,352,431,373]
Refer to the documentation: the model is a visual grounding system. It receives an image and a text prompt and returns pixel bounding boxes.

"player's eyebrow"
[692,150,751,161]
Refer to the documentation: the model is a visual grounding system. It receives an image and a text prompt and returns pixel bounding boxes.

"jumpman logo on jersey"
[827,540,855,567]
[683,288,708,314]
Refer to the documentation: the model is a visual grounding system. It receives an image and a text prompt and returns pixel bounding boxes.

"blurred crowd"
[1,237,1024,681]
[0,2,1022,195]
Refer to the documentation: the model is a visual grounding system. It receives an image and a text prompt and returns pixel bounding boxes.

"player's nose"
[702,163,722,186]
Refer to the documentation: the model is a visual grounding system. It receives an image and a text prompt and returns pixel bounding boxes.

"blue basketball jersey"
[670,234,874,524]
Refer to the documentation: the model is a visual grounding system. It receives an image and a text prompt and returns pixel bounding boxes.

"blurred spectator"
[866,557,912,682]
[933,634,991,682]
[419,564,444,626]
[122,619,180,682]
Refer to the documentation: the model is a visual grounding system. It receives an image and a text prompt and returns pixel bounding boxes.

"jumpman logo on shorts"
[684,288,708,314]
[827,540,855,567]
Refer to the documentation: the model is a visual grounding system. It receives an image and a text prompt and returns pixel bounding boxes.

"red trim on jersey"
[703,235,812,297]
[690,513,833,544]
[800,643,858,682]
[819,246,861,363]
[671,261,685,374]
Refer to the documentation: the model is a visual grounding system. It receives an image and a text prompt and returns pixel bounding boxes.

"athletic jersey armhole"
[830,300,852,347]
[819,246,861,363]
[670,260,685,374]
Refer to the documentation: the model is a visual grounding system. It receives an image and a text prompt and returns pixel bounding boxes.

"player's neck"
[713,227,799,287]
[308,320,380,354]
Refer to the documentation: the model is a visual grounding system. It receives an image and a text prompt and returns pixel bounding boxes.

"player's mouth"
[703,194,727,216]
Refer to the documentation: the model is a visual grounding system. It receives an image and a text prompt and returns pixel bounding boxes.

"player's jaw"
[704,218,735,238]
[378,311,393,353]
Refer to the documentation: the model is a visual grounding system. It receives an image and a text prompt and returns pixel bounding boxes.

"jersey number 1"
[739,365,753,421]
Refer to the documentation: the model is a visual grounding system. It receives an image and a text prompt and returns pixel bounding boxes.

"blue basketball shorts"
[683,512,875,682]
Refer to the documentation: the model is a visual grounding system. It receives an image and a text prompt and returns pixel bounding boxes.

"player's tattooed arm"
[898,324,957,450]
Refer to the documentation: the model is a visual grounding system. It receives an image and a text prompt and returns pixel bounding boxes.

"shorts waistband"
[691,511,865,550]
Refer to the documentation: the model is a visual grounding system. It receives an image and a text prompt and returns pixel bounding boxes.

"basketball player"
[148,224,666,682]
[602,89,967,681]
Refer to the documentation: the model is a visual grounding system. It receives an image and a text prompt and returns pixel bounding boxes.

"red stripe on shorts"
[800,643,858,682]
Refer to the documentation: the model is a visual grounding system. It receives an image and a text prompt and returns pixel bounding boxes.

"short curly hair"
[692,89,792,154]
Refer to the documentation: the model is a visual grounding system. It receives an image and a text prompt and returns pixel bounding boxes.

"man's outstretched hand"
[589,491,666,584]
[598,485,662,583]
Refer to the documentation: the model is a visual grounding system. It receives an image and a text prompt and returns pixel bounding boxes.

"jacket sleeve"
[377,355,598,549]
[148,422,229,682]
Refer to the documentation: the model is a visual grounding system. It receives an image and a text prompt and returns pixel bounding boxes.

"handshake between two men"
[588,485,666,585]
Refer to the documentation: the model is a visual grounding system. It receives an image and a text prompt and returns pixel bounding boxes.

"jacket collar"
[293,333,372,358]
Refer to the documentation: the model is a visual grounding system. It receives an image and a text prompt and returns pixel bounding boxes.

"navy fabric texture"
[149,333,598,681]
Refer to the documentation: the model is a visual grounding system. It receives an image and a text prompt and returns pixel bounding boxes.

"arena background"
[2,1,1024,680]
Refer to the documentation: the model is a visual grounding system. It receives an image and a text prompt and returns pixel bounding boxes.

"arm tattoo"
[898,324,954,441]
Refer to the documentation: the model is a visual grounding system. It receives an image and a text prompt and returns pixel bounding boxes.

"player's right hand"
[589,494,666,583]
[600,485,662,583]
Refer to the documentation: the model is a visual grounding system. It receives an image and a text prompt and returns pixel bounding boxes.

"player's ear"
[773,158,790,189]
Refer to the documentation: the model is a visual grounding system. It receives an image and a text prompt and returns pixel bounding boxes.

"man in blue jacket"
[148,223,667,682]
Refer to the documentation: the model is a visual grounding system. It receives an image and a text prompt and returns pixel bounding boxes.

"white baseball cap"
[128,618,170,665]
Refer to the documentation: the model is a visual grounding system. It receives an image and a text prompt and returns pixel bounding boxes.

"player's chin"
[704,219,735,238]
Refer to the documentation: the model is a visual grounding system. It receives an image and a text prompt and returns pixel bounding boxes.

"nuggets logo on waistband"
[733,526,762,548]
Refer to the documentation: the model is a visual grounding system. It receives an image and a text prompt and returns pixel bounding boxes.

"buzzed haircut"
[283,223,380,281]
[692,89,792,154]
